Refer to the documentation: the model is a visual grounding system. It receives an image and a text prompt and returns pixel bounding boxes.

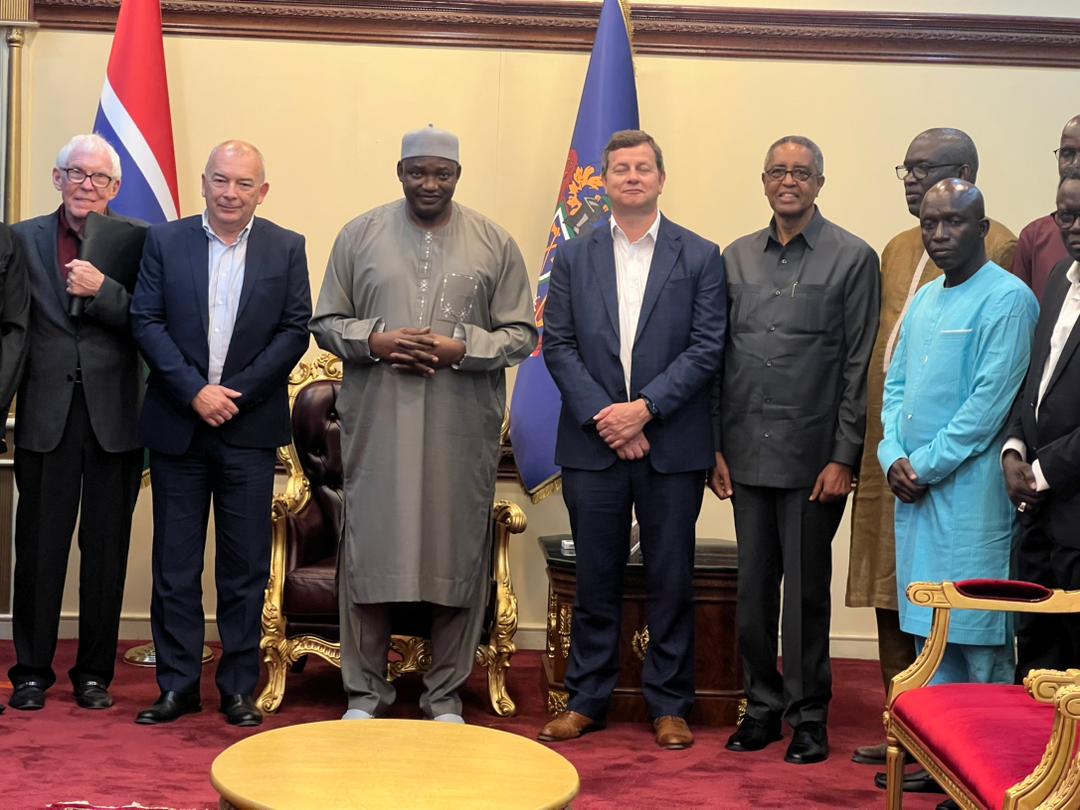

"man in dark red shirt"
[7,134,144,712]
[1012,115,1079,302]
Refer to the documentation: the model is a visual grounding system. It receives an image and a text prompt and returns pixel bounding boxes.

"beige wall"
[11,20,1078,655]
[634,0,1073,12]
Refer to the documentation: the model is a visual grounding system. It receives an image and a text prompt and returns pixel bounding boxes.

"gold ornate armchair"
[258,352,527,716]
[885,580,1080,809]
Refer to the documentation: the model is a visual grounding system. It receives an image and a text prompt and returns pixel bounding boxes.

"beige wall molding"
[32,1,1080,68]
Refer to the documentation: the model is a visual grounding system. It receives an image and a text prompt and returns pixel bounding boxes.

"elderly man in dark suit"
[130,140,311,726]
[538,130,727,750]
[8,133,143,712]
[1003,167,1080,677]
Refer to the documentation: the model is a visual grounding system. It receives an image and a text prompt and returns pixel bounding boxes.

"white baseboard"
[0,617,878,660]
[513,623,880,660]
[0,614,221,642]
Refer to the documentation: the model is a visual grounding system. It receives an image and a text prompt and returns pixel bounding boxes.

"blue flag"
[509,0,639,501]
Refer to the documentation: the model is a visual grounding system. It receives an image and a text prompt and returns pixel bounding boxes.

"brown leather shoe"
[654,715,694,749]
[538,710,601,742]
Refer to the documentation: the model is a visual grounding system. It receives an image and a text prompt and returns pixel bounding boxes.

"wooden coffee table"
[210,718,580,809]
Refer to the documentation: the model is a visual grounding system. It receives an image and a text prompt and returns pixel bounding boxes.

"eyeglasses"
[764,166,817,183]
[1055,147,1079,165]
[61,167,115,189]
[1053,209,1080,228]
[895,163,960,181]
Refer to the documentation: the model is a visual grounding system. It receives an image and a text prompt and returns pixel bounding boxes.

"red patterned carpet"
[0,640,945,809]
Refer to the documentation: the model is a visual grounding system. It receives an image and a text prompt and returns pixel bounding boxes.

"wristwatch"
[639,394,660,417]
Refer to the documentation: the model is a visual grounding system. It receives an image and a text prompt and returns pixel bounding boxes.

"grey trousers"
[339,583,487,718]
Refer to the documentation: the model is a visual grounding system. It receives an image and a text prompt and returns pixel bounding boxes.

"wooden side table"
[540,535,744,725]
[211,719,579,809]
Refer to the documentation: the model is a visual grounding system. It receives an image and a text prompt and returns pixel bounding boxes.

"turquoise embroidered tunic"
[878,262,1038,645]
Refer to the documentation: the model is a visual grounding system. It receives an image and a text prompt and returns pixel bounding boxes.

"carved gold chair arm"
[889,581,1077,705]
[493,498,527,534]
[1024,669,1080,704]
[918,580,1080,614]
[265,495,292,613]
[1028,684,1080,810]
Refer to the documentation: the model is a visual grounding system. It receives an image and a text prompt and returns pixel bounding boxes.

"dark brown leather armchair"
[258,352,527,715]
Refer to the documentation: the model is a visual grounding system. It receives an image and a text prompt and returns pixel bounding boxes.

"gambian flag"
[92,0,180,482]
[93,0,180,226]
[508,0,639,501]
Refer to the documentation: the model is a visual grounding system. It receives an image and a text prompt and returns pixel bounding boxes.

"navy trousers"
[148,426,275,696]
[561,460,705,720]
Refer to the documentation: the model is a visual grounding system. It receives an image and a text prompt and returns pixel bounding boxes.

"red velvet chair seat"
[893,684,1057,809]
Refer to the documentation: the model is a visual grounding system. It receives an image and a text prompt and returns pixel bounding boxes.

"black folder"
[71,212,148,316]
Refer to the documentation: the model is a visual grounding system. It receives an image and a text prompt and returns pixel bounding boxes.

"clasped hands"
[193,384,241,427]
[886,458,928,504]
[64,259,105,298]
[369,327,465,377]
[593,400,652,461]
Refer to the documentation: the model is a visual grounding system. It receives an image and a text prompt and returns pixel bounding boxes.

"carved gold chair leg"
[258,638,291,714]
[485,645,516,717]
[886,736,906,810]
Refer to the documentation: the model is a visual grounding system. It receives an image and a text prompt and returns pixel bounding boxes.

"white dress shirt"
[204,211,254,385]
[611,212,661,397]
[1002,260,1080,490]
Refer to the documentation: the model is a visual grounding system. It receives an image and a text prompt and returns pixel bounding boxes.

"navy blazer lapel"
[634,219,681,344]
[234,219,264,325]
[188,219,210,335]
[588,226,620,340]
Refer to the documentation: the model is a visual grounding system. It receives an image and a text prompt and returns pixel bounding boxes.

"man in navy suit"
[537,130,726,749]
[130,140,311,726]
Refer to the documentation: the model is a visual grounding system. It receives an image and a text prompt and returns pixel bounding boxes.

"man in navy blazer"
[1003,168,1080,677]
[538,130,726,749]
[130,141,311,726]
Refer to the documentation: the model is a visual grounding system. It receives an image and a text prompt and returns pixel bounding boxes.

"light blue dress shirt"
[203,211,254,385]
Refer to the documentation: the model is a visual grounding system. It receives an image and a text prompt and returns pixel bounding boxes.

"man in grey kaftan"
[310,126,537,721]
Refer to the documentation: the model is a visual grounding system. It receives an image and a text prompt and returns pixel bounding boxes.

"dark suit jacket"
[130,215,312,455]
[0,225,29,443]
[543,216,727,473]
[13,211,142,453]
[1007,257,1080,547]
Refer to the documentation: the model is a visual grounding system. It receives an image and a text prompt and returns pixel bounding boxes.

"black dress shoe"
[852,741,887,765]
[135,690,201,724]
[874,768,946,793]
[853,741,915,765]
[785,721,829,764]
[74,680,113,709]
[9,680,46,711]
[220,694,262,727]
[725,714,782,752]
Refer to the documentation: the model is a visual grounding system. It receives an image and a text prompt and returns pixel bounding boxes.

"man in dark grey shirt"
[712,135,880,764]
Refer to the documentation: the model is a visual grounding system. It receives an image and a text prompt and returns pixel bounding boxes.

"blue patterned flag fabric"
[508,0,639,500]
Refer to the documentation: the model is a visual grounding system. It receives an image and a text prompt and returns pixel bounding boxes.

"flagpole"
[1,2,35,223]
